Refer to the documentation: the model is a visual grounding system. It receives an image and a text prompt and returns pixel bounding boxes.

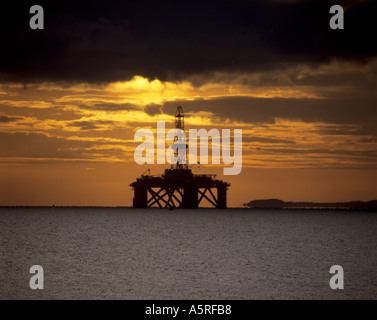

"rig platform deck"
[130,168,230,209]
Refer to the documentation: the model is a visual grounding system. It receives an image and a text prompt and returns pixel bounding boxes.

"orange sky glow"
[1,60,377,206]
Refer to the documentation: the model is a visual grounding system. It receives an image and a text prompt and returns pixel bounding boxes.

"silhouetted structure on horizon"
[245,199,377,211]
[130,106,230,209]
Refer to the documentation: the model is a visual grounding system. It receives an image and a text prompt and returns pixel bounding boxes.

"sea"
[0,207,376,300]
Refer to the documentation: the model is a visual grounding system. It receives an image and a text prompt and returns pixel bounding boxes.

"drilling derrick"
[130,106,230,209]
[172,106,188,170]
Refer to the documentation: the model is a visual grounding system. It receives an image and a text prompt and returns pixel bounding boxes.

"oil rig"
[130,106,230,209]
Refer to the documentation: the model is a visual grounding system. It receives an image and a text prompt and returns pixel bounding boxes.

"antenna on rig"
[172,106,188,170]
[175,106,184,131]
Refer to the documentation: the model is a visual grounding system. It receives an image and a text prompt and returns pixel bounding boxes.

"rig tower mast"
[173,106,188,170]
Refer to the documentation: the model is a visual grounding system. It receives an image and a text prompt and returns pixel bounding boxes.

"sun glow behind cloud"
[1,60,377,172]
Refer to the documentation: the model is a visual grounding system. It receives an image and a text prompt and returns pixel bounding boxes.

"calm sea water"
[0,207,376,300]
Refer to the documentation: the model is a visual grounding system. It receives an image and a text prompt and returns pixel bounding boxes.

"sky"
[0,0,376,206]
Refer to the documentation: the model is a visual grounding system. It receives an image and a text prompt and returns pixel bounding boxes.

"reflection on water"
[1,207,376,299]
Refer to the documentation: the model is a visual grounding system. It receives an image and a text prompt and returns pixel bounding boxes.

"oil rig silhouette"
[130,106,230,209]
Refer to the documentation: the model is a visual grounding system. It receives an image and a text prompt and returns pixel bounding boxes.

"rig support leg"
[217,186,227,209]
[133,187,147,208]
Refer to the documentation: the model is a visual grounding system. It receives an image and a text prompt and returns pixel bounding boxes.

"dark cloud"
[0,131,92,158]
[144,104,163,116]
[0,0,376,82]
[244,136,296,144]
[0,131,126,159]
[67,120,115,130]
[162,96,377,135]
[358,137,377,143]
[293,65,377,91]
[318,128,367,136]
[78,102,138,111]
[0,115,23,123]
[254,146,377,161]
